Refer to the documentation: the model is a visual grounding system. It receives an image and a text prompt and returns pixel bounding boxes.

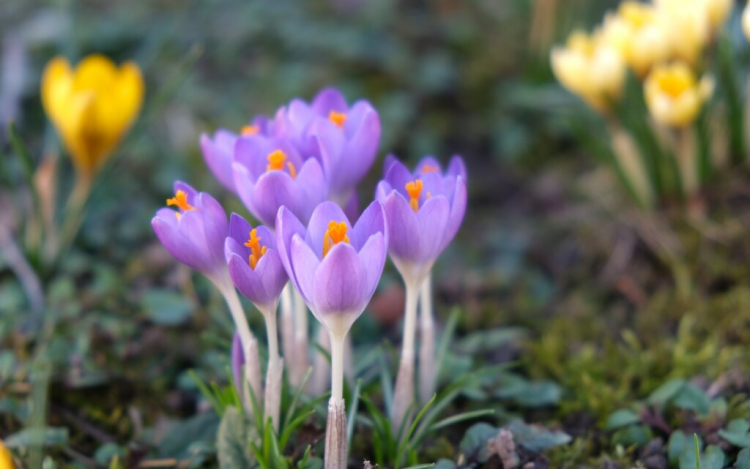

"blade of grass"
[428,409,495,432]
[282,367,312,431]
[378,350,394,415]
[347,379,362,444]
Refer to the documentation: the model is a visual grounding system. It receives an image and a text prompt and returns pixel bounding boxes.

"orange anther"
[405,179,424,212]
[329,110,347,128]
[322,221,350,257]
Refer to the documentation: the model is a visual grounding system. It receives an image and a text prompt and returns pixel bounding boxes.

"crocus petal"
[383,158,415,199]
[255,250,288,302]
[228,253,268,305]
[195,192,229,261]
[447,155,468,180]
[228,213,253,248]
[200,131,237,192]
[174,181,198,201]
[290,233,321,304]
[342,191,360,223]
[383,191,421,261]
[312,243,366,317]
[337,105,380,193]
[375,180,394,203]
[415,195,450,261]
[233,162,262,221]
[305,201,349,258]
[415,156,443,175]
[350,200,386,251]
[252,171,303,226]
[312,87,348,115]
[440,176,467,252]
[294,158,329,224]
[308,117,346,180]
[357,232,387,300]
[152,216,210,272]
[382,154,400,177]
[275,207,307,289]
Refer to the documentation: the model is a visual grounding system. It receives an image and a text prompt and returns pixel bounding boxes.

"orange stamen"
[266,149,297,179]
[167,190,195,219]
[405,179,424,212]
[329,110,347,128]
[241,124,260,136]
[422,164,439,173]
[244,229,267,269]
[322,221,350,258]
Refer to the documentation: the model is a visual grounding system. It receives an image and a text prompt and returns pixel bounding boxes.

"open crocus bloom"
[275,200,388,336]
[41,54,144,177]
[200,117,273,192]
[376,155,467,287]
[225,214,288,311]
[644,62,713,128]
[151,181,229,283]
[274,87,381,201]
[233,135,327,226]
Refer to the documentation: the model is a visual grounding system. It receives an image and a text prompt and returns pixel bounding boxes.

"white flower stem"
[330,329,346,402]
[292,287,309,387]
[324,396,347,469]
[217,279,262,412]
[280,284,296,383]
[391,280,420,432]
[418,273,436,405]
[260,303,283,431]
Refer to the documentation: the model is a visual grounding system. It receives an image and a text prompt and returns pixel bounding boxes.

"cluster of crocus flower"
[550,0,737,210]
[152,87,466,468]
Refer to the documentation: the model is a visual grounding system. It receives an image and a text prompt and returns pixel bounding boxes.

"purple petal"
[308,117,346,180]
[255,250,288,302]
[312,87,349,115]
[152,216,210,272]
[275,206,307,288]
[252,171,303,226]
[201,131,237,192]
[233,162,261,221]
[342,191,360,221]
[336,105,380,193]
[440,176,467,252]
[415,156,442,175]
[312,243,367,316]
[447,155,468,180]
[415,195,450,261]
[228,213,253,246]
[290,233,320,305]
[357,232,387,301]
[383,158,415,199]
[382,154,400,178]
[225,237,247,264]
[174,181,198,201]
[304,201,349,258]
[383,191,420,260]
[228,252,268,306]
[375,180,394,203]
[350,200,386,251]
[195,192,229,262]
[294,158,329,224]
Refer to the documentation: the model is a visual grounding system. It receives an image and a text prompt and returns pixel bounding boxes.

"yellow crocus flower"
[550,30,626,112]
[41,54,144,178]
[0,440,14,469]
[644,62,713,128]
[743,1,750,42]
[601,1,671,77]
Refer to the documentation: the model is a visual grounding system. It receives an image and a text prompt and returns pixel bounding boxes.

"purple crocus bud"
[225,213,288,311]
[200,117,273,193]
[275,87,381,201]
[275,200,388,334]
[233,135,327,226]
[375,155,467,286]
[151,181,229,283]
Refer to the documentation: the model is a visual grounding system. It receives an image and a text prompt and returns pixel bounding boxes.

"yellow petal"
[72,54,118,94]
[41,56,73,125]
[0,440,15,469]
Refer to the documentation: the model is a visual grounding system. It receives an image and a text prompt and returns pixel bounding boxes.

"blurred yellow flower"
[41,55,144,178]
[550,30,626,112]
[0,440,14,469]
[743,1,750,42]
[601,1,670,77]
[644,62,713,127]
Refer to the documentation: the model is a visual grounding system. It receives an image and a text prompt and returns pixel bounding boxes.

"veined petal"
[275,206,307,289]
[290,233,320,305]
[357,232,387,301]
[253,171,304,226]
[350,200,386,251]
[305,201,349,258]
[415,195,450,261]
[312,87,348,115]
[440,176,467,252]
[312,243,367,316]
[228,252,267,305]
[383,191,421,261]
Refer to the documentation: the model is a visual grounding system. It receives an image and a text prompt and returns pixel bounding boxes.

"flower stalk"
[280,284,296,383]
[259,302,283,431]
[292,287,309,388]
[391,279,420,433]
[418,273,436,405]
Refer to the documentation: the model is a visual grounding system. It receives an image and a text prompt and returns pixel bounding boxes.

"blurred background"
[3,0,750,467]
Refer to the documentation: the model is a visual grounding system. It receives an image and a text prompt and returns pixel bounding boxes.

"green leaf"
[672,384,710,415]
[605,409,641,430]
[159,413,220,458]
[679,443,725,469]
[457,327,526,354]
[433,460,457,469]
[459,423,496,463]
[718,419,750,448]
[669,430,690,467]
[736,448,750,469]
[216,407,255,469]
[142,289,194,325]
[648,379,686,406]
[4,427,68,448]
[496,375,562,408]
[507,420,571,452]
[611,425,653,448]
[429,409,494,432]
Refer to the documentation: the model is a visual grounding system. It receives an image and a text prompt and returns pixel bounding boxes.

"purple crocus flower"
[274,87,381,202]
[151,181,229,283]
[375,155,467,286]
[200,116,273,192]
[275,200,388,334]
[233,135,327,226]
[225,213,288,311]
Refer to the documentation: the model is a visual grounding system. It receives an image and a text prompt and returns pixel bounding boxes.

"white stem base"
[418,275,436,404]
[324,398,347,469]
